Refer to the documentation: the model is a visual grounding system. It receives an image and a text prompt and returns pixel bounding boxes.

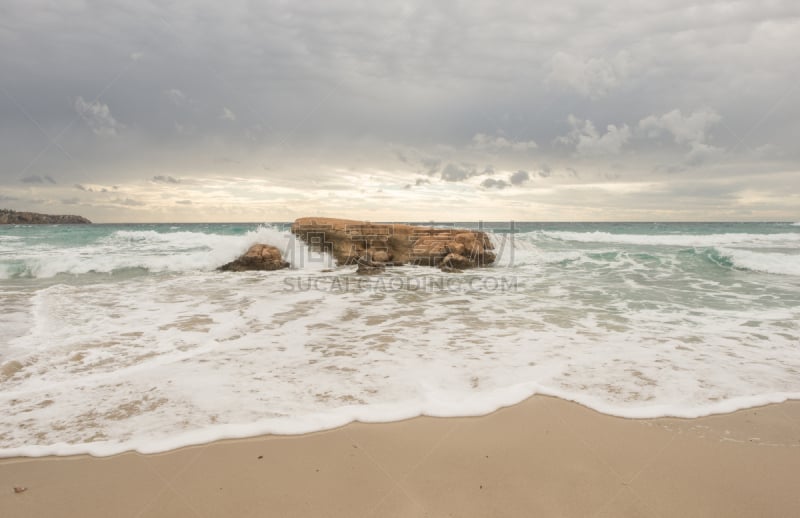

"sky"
[1,0,799,222]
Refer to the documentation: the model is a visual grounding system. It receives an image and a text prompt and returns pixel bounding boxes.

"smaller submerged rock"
[218,244,290,272]
[356,256,386,275]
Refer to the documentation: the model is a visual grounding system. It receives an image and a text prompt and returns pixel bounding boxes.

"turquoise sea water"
[1,221,799,456]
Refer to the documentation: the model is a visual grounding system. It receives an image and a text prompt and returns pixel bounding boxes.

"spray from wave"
[490,231,800,277]
[0,225,332,279]
[540,230,800,248]
[716,248,800,276]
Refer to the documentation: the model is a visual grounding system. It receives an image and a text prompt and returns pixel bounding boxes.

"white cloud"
[74,97,122,137]
[638,108,721,146]
[685,142,722,166]
[221,107,237,121]
[639,108,723,167]
[111,197,146,207]
[166,88,188,106]
[472,133,537,152]
[546,51,631,99]
[557,116,631,156]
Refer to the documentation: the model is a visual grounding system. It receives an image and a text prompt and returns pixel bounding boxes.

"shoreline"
[2,390,799,459]
[2,396,798,517]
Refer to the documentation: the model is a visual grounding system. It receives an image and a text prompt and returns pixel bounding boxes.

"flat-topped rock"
[291,217,495,270]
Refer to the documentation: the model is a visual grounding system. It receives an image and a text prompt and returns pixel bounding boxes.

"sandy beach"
[2,396,798,517]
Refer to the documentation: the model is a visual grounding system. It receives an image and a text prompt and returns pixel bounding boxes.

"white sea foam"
[490,233,591,267]
[494,230,800,275]
[1,224,800,457]
[719,248,800,276]
[1,263,799,457]
[0,225,331,279]
[541,230,800,248]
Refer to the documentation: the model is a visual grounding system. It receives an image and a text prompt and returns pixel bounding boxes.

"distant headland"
[0,209,92,225]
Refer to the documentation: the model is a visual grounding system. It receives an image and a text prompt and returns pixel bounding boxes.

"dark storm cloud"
[509,170,530,186]
[21,175,44,184]
[480,170,529,189]
[152,175,180,184]
[537,165,552,178]
[420,158,442,176]
[440,163,478,182]
[481,178,509,190]
[19,175,56,184]
[3,2,798,151]
[0,1,798,220]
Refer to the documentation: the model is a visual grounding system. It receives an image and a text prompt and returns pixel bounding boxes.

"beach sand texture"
[2,396,799,518]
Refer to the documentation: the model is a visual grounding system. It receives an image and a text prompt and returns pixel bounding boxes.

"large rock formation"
[218,244,290,272]
[291,217,495,271]
[0,209,91,225]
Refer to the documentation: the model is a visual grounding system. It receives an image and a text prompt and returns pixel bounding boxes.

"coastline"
[2,396,798,518]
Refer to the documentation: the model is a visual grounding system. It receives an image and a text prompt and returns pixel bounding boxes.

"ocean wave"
[539,230,800,248]
[2,269,799,457]
[676,247,800,276]
[492,232,800,276]
[3,225,800,457]
[489,233,614,268]
[0,225,333,279]
[717,247,800,276]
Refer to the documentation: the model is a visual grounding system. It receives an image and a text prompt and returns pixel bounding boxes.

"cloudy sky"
[1,0,798,222]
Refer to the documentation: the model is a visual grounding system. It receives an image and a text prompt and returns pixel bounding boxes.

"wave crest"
[716,247,800,276]
[540,230,800,248]
[0,225,332,279]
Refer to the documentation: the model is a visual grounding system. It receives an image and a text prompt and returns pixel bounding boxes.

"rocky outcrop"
[291,217,495,271]
[355,259,386,275]
[0,209,91,225]
[218,244,290,272]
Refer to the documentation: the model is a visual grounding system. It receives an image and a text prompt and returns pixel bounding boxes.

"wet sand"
[1,396,799,517]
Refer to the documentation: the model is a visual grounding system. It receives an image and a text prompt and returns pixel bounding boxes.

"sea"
[1,221,799,457]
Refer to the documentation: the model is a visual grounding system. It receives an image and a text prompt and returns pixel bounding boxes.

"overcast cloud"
[0,0,798,221]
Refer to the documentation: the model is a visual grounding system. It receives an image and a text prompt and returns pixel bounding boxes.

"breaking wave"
[0,225,331,279]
